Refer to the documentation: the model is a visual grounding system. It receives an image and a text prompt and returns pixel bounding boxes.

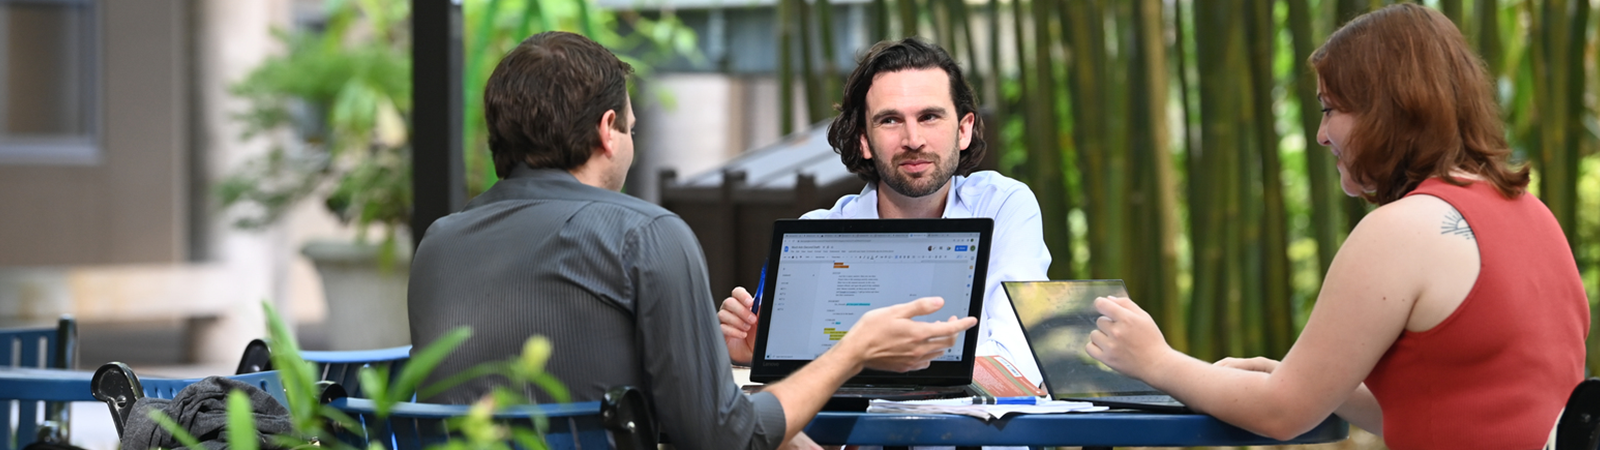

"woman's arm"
[1088,200,1453,440]
[1214,357,1382,434]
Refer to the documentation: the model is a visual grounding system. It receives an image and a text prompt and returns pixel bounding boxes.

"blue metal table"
[0,367,96,401]
[804,411,1348,447]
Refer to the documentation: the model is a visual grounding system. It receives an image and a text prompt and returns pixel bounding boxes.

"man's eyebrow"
[869,109,901,123]
[917,106,950,117]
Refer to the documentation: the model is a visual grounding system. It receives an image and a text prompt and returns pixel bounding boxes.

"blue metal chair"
[89,362,290,438]
[236,339,411,399]
[230,342,658,450]
[325,385,656,450]
[0,316,78,450]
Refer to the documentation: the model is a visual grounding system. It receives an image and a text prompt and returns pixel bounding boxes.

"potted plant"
[217,0,414,350]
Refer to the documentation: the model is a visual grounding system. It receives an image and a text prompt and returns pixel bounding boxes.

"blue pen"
[991,396,1045,405]
[751,262,767,315]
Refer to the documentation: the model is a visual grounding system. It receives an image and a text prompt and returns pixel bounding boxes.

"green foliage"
[227,391,261,450]
[218,0,701,241]
[149,301,568,450]
[218,0,412,247]
[459,0,702,195]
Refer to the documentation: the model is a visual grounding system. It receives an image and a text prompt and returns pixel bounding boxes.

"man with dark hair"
[720,38,1051,385]
[408,32,976,450]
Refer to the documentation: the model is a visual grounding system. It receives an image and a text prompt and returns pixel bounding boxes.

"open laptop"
[748,218,993,411]
[1003,280,1190,413]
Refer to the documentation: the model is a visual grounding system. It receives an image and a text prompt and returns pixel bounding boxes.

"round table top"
[804,410,1348,447]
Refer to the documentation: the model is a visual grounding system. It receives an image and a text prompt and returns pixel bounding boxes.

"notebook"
[748,218,993,410]
[1003,279,1191,413]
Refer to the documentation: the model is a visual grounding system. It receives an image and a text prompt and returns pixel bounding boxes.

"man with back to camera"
[406,31,977,450]
[719,38,1052,386]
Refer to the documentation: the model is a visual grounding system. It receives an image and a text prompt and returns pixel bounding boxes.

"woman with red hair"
[1087,4,1588,449]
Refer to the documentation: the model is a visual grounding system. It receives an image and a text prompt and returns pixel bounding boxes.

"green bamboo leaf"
[147,410,205,450]
[262,302,323,432]
[509,428,551,450]
[530,373,570,404]
[359,365,392,417]
[391,326,473,402]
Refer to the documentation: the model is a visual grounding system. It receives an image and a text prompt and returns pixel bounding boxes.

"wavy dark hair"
[484,32,633,178]
[828,38,985,185]
[1312,3,1528,204]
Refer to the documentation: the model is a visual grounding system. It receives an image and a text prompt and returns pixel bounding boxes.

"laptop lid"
[1002,280,1171,399]
[749,218,992,386]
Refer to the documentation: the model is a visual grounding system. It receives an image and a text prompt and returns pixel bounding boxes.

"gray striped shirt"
[409,165,785,450]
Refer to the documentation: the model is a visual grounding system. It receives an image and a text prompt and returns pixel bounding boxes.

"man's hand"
[1085,296,1179,382]
[835,297,978,373]
[1215,356,1281,374]
[718,286,759,365]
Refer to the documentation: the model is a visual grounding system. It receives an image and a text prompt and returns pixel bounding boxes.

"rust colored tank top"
[1365,178,1588,449]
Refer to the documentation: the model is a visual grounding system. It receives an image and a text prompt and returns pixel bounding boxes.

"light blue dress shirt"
[801,170,1052,386]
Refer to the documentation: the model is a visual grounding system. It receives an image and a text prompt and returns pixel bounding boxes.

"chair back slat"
[0,400,15,450]
[389,415,426,450]
[15,400,39,449]
[0,330,57,369]
[0,318,76,450]
[138,370,290,407]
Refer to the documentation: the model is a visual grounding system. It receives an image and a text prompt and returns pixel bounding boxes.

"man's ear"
[596,109,620,158]
[859,134,872,160]
[957,111,975,151]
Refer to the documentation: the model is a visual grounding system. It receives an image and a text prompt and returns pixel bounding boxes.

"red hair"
[1311,3,1528,204]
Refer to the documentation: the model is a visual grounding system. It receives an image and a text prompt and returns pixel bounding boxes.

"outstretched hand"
[1085,296,1177,382]
[718,286,759,365]
[837,297,978,373]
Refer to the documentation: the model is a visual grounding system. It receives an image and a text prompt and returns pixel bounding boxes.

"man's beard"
[870,141,960,198]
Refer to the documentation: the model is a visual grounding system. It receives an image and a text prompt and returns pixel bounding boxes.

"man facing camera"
[406,31,976,450]
[721,38,1051,385]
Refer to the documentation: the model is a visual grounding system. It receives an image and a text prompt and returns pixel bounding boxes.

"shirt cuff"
[748,391,787,450]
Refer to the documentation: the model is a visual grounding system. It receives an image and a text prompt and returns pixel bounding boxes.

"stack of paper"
[865,398,1107,420]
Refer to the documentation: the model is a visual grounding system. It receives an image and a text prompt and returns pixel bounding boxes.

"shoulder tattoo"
[1440,207,1474,240]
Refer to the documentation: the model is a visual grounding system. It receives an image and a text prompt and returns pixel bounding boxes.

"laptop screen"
[750,219,991,386]
[1003,280,1166,397]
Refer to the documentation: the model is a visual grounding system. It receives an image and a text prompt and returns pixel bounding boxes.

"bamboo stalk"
[899,0,919,37]
[1475,0,1501,76]
[1189,0,1230,361]
[874,0,891,41]
[1127,0,1184,352]
[950,0,982,96]
[778,0,795,136]
[1249,0,1293,359]
[796,0,823,122]
[986,0,1002,110]
[1028,0,1071,281]
[1062,0,1115,281]
[1442,0,1464,31]
[816,0,840,108]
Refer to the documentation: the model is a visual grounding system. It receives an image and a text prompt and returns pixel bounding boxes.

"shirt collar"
[507,164,581,183]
